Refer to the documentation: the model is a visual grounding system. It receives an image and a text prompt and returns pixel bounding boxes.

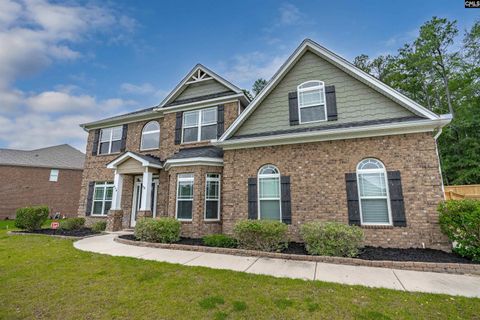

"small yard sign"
[51,222,59,229]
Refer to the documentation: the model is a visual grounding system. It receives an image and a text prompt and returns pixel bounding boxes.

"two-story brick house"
[78,39,452,249]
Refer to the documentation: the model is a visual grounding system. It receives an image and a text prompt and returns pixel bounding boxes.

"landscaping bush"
[59,217,85,230]
[92,221,107,232]
[202,234,237,248]
[438,200,480,262]
[300,222,364,257]
[14,206,49,231]
[134,218,181,243]
[233,220,288,252]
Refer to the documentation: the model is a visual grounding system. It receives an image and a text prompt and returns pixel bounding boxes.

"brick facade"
[78,98,449,249]
[0,165,82,219]
[222,132,450,250]
[78,101,238,237]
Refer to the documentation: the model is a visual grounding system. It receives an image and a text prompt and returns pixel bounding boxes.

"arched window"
[297,80,327,124]
[258,164,281,220]
[140,121,160,150]
[356,159,392,225]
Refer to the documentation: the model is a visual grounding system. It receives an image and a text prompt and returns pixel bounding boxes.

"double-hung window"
[205,173,220,220]
[258,165,282,221]
[49,169,59,182]
[92,182,114,216]
[182,107,217,143]
[99,126,122,155]
[176,173,194,220]
[357,159,392,225]
[297,80,327,124]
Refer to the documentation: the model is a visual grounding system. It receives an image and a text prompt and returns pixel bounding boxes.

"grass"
[0,227,479,319]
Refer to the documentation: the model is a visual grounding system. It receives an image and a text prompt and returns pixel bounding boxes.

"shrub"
[134,218,181,243]
[59,217,86,230]
[14,206,49,231]
[202,234,237,248]
[92,221,107,232]
[438,200,480,262]
[300,222,364,257]
[233,220,288,252]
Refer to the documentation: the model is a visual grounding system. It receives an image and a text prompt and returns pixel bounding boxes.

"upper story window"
[49,169,59,182]
[258,164,282,221]
[141,121,160,150]
[99,126,122,155]
[182,107,217,143]
[356,159,392,225]
[297,80,327,124]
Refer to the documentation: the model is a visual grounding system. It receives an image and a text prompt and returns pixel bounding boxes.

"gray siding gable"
[174,80,233,101]
[235,50,415,137]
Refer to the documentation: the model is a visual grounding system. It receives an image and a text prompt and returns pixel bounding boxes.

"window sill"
[89,215,108,218]
[96,152,121,157]
[178,219,193,223]
[298,118,328,125]
[139,148,160,152]
[180,140,215,146]
[204,219,221,223]
[361,225,394,229]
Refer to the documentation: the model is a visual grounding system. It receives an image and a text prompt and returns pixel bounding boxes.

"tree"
[353,54,371,74]
[252,78,268,96]
[242,89,253,101]
[415,17,459,115]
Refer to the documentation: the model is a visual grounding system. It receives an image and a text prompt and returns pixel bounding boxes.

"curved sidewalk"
[74,233,480,298]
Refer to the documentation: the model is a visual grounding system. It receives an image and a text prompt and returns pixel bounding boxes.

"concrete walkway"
[74,234,480,298]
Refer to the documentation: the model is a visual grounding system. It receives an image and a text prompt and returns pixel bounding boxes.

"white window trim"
[49,169,59,182]
[181,107,217,143]
[257,165,282,221]
[98,126,123,155]
[356,159,393,226]
[204,173,221,221]
[297,80,328,124]
[140,121,160,151]
[91,181,114,217]
[175,174,194,221]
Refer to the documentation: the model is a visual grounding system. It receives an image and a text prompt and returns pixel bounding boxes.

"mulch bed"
[119,234,477,264]
[13,228,100,237]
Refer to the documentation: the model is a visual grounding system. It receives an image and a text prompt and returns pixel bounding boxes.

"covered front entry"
[131,175,159,227]
[106,152,164,231]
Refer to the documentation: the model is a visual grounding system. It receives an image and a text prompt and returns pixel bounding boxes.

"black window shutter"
[217,105,224,138]
[388,171,407,227]
[288,92,299,126]
[85,182,95,216]
[280,176,292,224]
[92,129,100,156]
[325,85,338,121]
[174,111,183,145]
[345,173,361,226]
[120,124,128,152]
[247,177,258,220]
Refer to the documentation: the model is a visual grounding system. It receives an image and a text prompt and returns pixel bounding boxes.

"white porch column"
[140,167,153,211]
[111,170,123,210]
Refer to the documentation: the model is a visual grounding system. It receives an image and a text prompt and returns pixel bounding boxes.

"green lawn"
[0,228,479,319]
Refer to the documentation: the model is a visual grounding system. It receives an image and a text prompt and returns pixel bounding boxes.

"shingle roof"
[169,146,224,160]
[0,144,85,170]
[230,116,425,140]
[128,152,164,166]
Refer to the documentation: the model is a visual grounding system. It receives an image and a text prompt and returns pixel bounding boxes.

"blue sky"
[0,0,476,151]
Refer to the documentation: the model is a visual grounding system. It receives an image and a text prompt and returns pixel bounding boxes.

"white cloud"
[278,3,302,26]
[0,0,138,151]
[121,82,169,100]
[221,52,287,89]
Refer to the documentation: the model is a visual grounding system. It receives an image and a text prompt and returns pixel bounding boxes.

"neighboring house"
[0,144,85,219]
[78,39,452,250]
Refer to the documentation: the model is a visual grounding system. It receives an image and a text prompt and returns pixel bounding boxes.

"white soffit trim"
[106,152,163,169]
[164,157,223,170]
[158,64,244,108]
[216,117,452,150]
[220,39,440,141]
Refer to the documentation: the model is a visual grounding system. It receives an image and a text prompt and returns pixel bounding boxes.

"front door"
[131,176,159,227]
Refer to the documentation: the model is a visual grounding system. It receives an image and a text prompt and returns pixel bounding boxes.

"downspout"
[433,128,446,199]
